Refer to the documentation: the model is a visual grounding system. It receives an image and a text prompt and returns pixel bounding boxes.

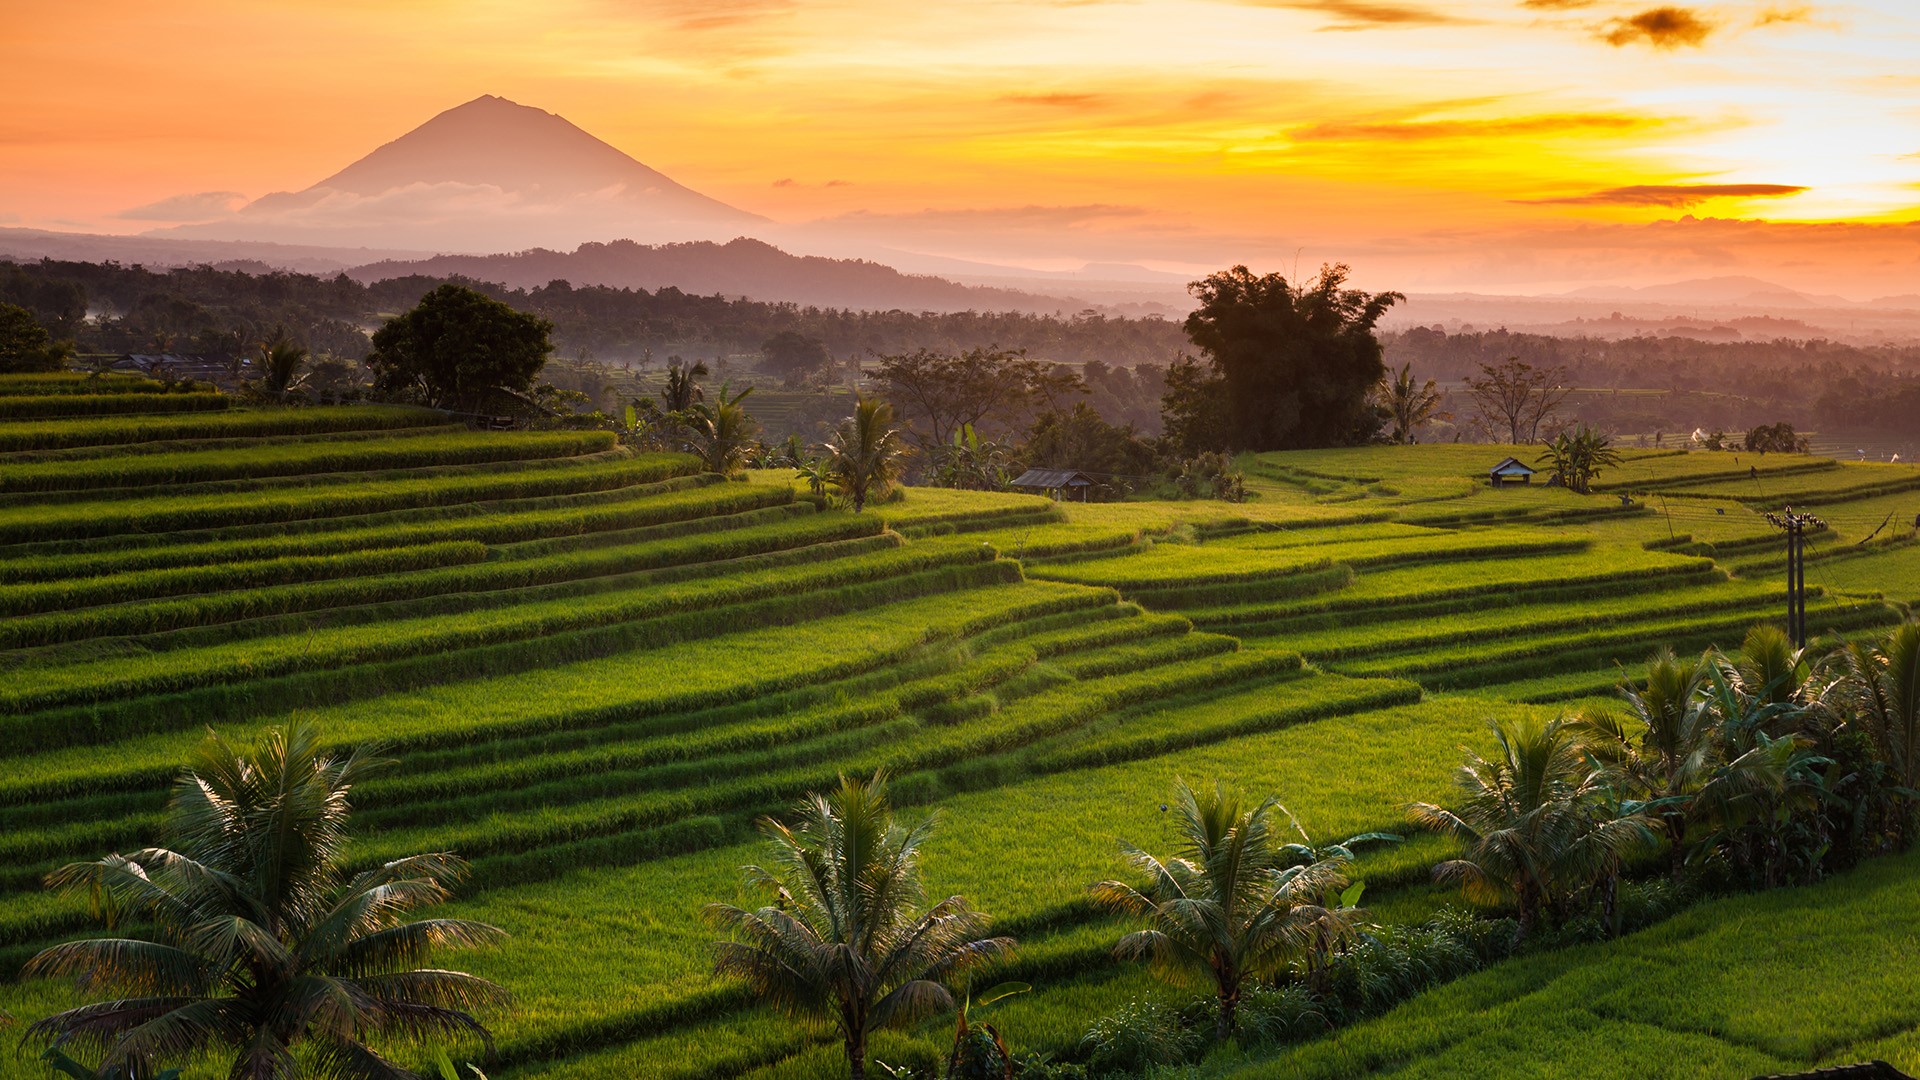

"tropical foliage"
[703,772,1014,1080]
[1373,363,1448,445]
[23,723,507,1080]
[825,395,909,512]
[1091,779,1363,1039]
[1535,423,1622,493]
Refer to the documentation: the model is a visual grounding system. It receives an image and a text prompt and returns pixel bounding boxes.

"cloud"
[1245,0,1470,29]
[1293,112,1662,142]
[1001,92,1108,108]
[1752,5,1814,28]
[1519,184,1809,207]
[1601,7,1714,48]
[825,179,852,187]
[773,177,853,188]
[115,191,247,222]
[1520,0,1595,8]
[772,178,797,187]
[827,204,1147,228]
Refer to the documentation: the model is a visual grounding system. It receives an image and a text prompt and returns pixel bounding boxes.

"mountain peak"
[167,95,762,253]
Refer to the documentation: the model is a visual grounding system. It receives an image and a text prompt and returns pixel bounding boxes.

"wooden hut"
[1011,468,1097,501]
[1488,457,1537,487]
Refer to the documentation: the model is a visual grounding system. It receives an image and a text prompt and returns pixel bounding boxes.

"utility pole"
[1765,507,1827,649]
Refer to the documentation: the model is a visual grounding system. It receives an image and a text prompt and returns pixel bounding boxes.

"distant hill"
[1561,275,1861,309]
[166,95,764,251]
[345,236,1097,314]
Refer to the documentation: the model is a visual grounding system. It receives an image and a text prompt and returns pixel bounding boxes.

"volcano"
[168,95,764,252]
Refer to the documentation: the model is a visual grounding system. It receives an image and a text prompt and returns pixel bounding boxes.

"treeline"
[0,258,1191,368]
[1387,326,1920,438]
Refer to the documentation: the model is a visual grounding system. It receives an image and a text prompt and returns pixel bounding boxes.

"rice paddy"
[0,385,1914,1078]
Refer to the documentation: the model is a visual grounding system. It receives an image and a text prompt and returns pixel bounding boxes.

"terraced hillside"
[1,391,1915,1079]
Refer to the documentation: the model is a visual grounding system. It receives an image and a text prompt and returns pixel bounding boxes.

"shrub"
[1077,998,1205,1075]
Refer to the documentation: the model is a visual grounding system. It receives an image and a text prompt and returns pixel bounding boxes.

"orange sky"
[4,0,1920,293]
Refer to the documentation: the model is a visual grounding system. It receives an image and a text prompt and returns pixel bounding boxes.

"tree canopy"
[1175,264,1401,451]
[0,302,63,374]
[366,283,554,411]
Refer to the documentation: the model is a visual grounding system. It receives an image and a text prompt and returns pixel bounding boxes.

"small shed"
[1011,468,1097,501]
[1489,457,1536,487]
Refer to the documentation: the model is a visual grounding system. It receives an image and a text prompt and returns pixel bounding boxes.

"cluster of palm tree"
[1414,623,1920,936]
[1535,424,1622,494]
[20,724,507,1080]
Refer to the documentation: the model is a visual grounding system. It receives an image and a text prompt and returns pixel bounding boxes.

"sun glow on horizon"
[3,0,1919,292]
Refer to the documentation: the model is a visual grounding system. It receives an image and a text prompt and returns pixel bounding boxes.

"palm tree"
[686,382,756,477]
[704,772,1012,1080]
[825,396,907,512]
[1409,716,1654,938]
[1374,363,1447,444]
[1535,424,1622,494]
[24,724,508,1080]
[661,359,710,413]
[255,327,309,401]
[1829,622,1920,842]
[1090,780,1360,1042]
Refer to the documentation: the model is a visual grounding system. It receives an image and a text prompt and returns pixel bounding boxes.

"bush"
[1235,985,1328,1049]
[1077,998,1206,1075]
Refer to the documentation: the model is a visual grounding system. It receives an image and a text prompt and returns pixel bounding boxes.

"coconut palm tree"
[1090,779,1361,1042]
[685,382,756,477]
[825,396,907,512]
[1828,622,1920,841]
[661,359,709,413]
[704,772,1012,1080]
[1409,716,1654,937]
[23,724,508,1080]
[255,327,309,401]
[1374,363,1447,444]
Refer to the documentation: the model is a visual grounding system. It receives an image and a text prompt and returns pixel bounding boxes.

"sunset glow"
[5,0,1920,292]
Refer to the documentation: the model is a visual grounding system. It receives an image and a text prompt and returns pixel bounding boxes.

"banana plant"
[945,981,1030,1080]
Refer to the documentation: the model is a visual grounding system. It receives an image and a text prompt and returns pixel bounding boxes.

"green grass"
[0,429,618,492]
[1219,849,1920,1080]
[0,372,176,395]
[0,403,445,451]
[0,451,697,543]
[0,476,773,576]
[0,391,231,419]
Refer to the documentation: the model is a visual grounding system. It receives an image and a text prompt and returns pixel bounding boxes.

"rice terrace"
[7,3,1920,1078]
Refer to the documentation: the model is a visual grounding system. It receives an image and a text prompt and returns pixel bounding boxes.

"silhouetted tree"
[366,283,554,410]
[0,302,65,374]
[1179,264,1401,450]
[1464,358,1571,444]
[760,330,831,387]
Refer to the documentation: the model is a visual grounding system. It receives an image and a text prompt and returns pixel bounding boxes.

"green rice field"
[0,387,1915,1079]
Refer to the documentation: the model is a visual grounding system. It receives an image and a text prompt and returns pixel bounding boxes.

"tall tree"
[686,382,757,477]
[1464,358,1570,444]
[24,724,507,1079]
[1091,779,1360,1042]
[254,326,310,401]
[366,283,553,411]
[759,330,832,387]
[704,772,1013,1080]
[871,347,1083,452]
[1158,354,1231,457]
[1374,362,1448,444]
[1179,264,1402,450]
[824,395,908,512]
[0,302,65,374]
[1830,622,1920,843]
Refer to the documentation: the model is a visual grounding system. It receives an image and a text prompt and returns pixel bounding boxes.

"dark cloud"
[771,178,796,188]
[1246,0,1470,30]
[1520,184,1808,207]
[1001,92,1108,108]
[1602,7,1714,48]
[1294,112,1658,141]
[114,191,246,222]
